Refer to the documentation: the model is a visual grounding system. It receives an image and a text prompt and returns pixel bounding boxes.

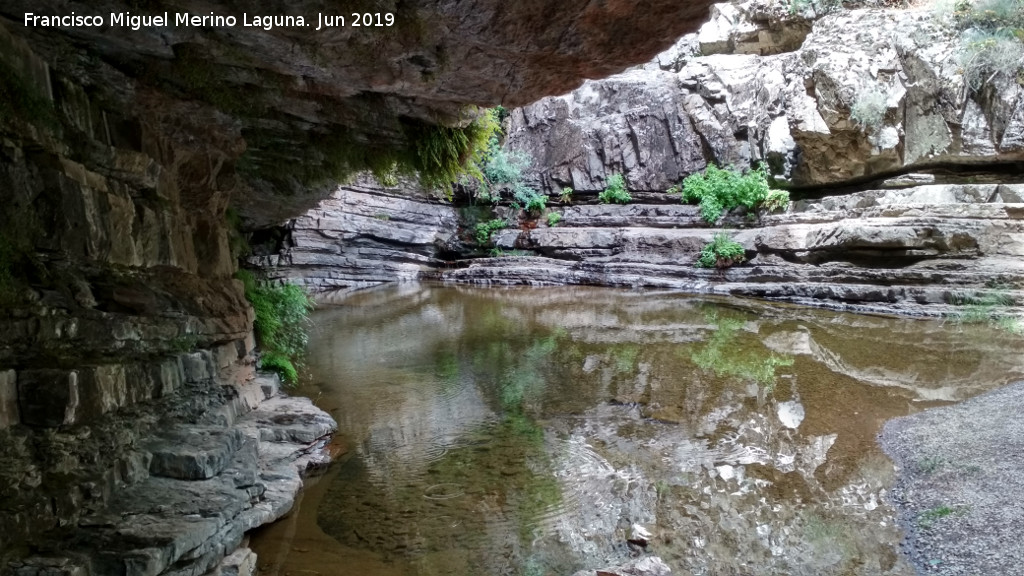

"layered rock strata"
[0,0,717,226]
[8,368,337,576]
[251,177,460,291]
[263,180,1024,316]
[1,0,716,568]
[444,182,1024,316]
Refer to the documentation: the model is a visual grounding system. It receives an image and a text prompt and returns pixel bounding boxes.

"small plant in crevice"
[514,186,547,213]
[475,218,508,246]
[169,334,200,353]
[598,173,631,204]
[696,233,747,269]
[559,187,574,204]
[236,269,314,386]
[473,122,553,219]
[677,164,788,224]
[850,86,888,130]
[546,212,562,227]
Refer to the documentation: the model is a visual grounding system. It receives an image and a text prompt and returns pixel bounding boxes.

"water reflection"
[256,285,1024,576]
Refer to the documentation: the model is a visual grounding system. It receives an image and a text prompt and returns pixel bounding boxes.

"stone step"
[15,397,339,576]
[145,426,246,481]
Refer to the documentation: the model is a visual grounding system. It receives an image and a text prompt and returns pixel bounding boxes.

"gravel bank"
[881,380,1024,576]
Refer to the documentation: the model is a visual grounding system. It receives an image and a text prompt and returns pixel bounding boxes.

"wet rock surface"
[881,380,1024,576]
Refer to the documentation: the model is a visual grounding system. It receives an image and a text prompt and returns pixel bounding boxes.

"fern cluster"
[474,218,508,245]
[678,164,788,224]
[696,233,746,269]
[237,270,314,385]
[478,132,550,214]
[406,111,500,194]
[598,174,631,204]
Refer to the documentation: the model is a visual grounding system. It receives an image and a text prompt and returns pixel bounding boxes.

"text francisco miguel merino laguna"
[23,11,395,31]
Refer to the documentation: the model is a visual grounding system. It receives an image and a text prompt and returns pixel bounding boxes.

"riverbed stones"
[882,380,1024,576]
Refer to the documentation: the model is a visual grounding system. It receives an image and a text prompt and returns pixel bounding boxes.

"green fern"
[696,233,746,269]
[598,174,631,204]
[237,270,314,385]
[679,164,788,224]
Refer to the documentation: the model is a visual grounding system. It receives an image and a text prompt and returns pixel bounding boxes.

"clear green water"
[251,284,1024,576]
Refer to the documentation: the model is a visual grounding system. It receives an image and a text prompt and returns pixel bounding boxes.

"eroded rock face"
[443,182,1024,316]
[0,0,718,226]
[0,0,718,569]
[508,5,1024,193]
[10,376,338,576]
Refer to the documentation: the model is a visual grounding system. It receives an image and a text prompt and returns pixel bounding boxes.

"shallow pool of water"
[251,284,1024,576]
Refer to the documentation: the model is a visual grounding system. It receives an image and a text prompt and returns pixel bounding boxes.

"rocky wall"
[0,19,342,576]
[0,0,721,569]
[439,181,1024,316]
[506,3,1024,194]
[257,173,1024,316]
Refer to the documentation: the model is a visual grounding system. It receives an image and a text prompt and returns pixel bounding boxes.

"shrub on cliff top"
[947,0,1024,92]
[678,164,788,224]
[237,269,314,385]
[850,86,888,130]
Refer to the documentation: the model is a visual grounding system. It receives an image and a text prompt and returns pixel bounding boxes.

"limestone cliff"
[508,2,1024,192]
[0,0,716,573]
[260,1,1024,315]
